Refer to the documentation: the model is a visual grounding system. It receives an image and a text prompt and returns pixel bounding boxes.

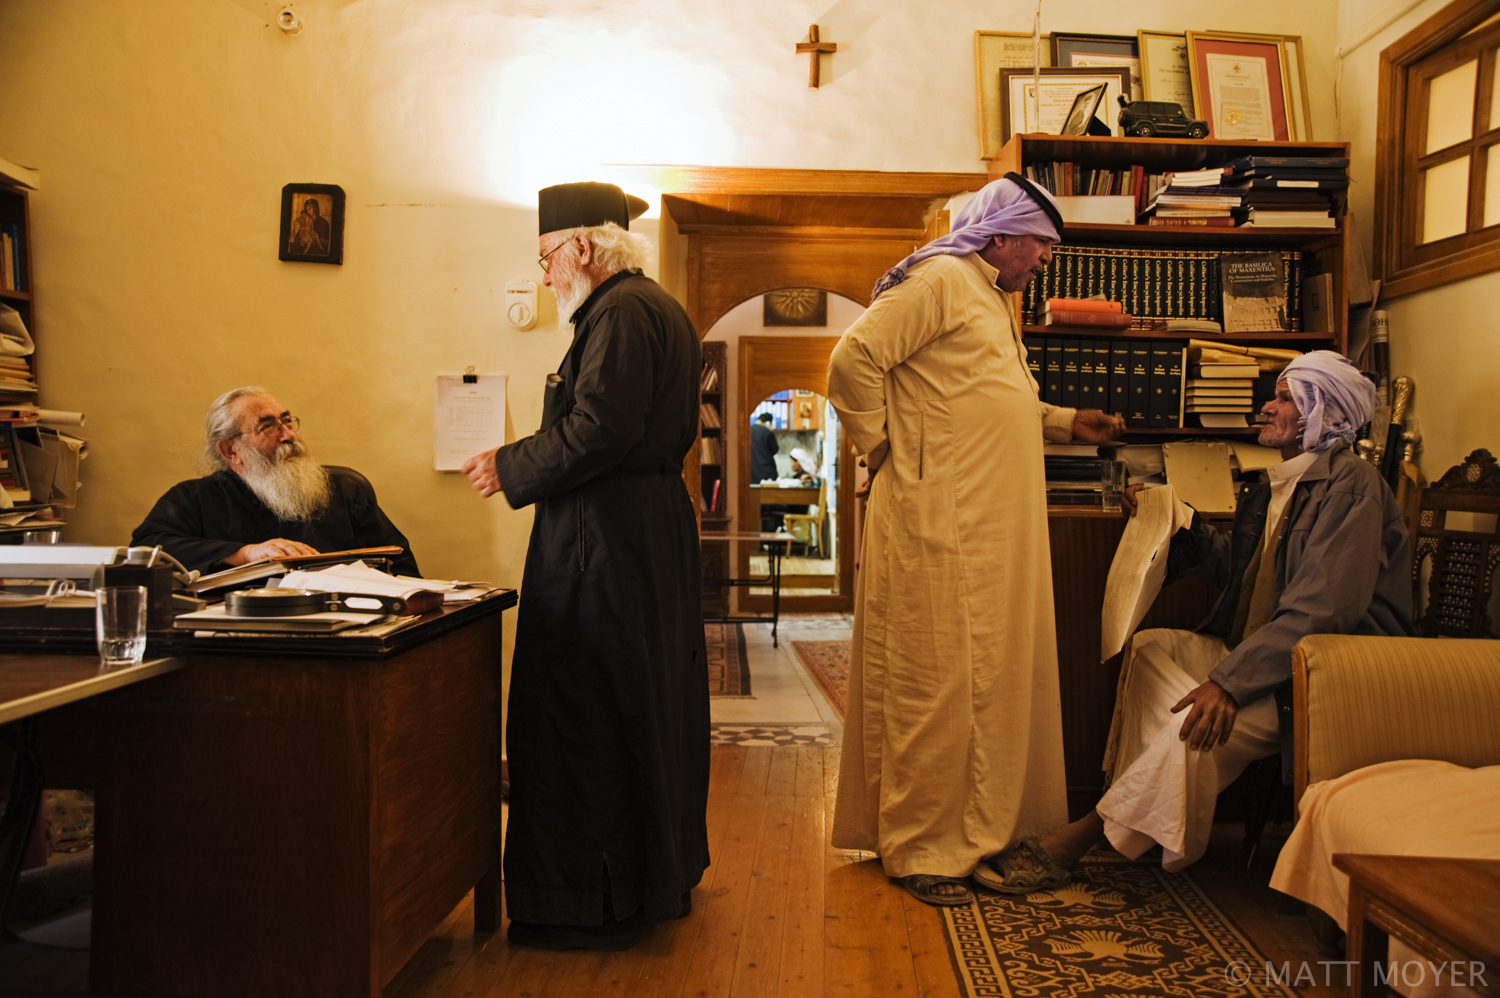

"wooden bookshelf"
[992,133,1351,356]
[698,340,728,527]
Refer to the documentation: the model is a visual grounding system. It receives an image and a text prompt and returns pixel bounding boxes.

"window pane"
[1423,156,1471,242]
[1427,58,1478,153]
[1492,49,1500,131]
[1486,145,1500,227]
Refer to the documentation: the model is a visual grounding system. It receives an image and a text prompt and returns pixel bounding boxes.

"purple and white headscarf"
[1281,350,1378,454]
[870,173,1063,301]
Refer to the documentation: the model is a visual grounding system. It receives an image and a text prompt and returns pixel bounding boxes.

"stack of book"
[0,356,35,398]
[1040,297,1132,328]
[1186,359,1258,428]
[1222,156,1347,228]
[1140,168,1242,227]
[1044,444,1107,506]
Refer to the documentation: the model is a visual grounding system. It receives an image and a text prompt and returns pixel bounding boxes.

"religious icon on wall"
[763,288,827,326]
[279,183,345,264]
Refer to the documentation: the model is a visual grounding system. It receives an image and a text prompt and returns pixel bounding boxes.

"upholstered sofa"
[1269,634,1500,997]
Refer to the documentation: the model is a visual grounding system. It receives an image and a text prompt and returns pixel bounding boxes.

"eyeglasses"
[537,239,575,274]
[238,415,301,438]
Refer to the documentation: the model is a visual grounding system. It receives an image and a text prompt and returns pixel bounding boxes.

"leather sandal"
[897,873,974,907]
[972,837,1071,895]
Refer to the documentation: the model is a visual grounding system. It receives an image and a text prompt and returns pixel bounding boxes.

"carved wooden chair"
[1412,448,1500,638]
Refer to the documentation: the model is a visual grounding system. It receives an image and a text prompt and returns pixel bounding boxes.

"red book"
[1043,298,1123,313]
[1147,216,1236,227]
[1042,310,1134,327]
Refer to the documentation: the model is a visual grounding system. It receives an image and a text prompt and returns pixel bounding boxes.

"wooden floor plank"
[764,744,799,796]
[736,745,773,796]
[820,745,840,801]
[897,888,964,998]
[676,790,765,998]
[710,744,748,794]
[793,746,823,799]
[777,793,827,998]
[728,792,796,998]
[822,797,920,998]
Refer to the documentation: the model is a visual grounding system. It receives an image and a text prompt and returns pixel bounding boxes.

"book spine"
[1026,338,1042,387]
[1092,340,1111,412]
[1044,310,1133,327]
[1147,342,1174,428]
[1076,339,1094,408]
[1061,339,1081,408]
[1044,338,1062,406]
[1044,297,1122,313]
[1109,341,1130,420]
[1128,342,1151,428]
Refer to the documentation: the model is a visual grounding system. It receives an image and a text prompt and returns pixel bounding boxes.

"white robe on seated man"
[1097,628,1279,871]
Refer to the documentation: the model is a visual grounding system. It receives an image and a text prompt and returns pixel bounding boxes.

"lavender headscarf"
[870,173,1064,301]
[1281,350,1378,454]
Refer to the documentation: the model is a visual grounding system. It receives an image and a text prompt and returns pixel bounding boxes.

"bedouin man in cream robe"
[826,175,1125,906]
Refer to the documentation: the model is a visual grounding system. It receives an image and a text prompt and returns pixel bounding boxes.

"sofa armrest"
[1292,634,1500,807]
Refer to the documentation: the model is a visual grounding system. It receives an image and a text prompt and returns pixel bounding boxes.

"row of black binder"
[1027,337,1184,429]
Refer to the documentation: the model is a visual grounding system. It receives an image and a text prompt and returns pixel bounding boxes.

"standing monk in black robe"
[462,182,709,951]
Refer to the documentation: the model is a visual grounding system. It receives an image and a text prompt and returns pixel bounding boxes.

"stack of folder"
[1186,360,1258,428]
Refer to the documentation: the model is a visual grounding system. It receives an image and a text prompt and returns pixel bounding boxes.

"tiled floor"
[708,614,850,746]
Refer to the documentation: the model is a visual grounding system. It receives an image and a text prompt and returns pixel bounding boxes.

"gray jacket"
[1168,445,1414,756]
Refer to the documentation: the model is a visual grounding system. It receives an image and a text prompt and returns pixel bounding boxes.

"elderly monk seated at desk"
[132,386,419,575]
[978,351,1413,894]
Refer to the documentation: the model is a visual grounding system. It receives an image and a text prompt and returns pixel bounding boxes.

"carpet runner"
[791,639,850,718]
[941,857,1300,998]
[704,622,751,697]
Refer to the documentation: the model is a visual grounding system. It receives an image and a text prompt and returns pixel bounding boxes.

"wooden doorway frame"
[616,167,990,610]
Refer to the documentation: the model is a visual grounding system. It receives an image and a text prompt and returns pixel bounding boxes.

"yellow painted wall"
[1337,0,1500,477]
[0,0,1340,640]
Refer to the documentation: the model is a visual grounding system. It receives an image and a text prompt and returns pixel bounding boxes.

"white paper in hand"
[1100,485,1196,662]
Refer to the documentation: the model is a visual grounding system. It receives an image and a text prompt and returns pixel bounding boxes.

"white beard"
[237,439,333,522]
[549,256,596,322]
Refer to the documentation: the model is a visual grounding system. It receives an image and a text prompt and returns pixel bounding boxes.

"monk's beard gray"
[237,439,332,522]
[548,256,595,322]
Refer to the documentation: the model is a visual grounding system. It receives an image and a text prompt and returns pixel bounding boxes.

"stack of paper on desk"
[1100,485,1195,662]
[279,560,497,602]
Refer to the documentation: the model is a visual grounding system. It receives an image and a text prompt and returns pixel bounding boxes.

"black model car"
[1117,97,1209,138]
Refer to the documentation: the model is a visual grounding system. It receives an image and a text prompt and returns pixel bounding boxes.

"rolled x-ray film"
[37,409,85,427]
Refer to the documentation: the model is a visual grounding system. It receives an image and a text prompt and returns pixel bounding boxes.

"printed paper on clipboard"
[434,374,506,471]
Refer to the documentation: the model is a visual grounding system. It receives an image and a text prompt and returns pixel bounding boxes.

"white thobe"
[1099,452,1314,870]
[826,252,1075,878]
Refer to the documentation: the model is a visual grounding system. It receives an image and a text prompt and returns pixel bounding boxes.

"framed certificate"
[1186,31,1293,142]
[1137,30,1195,118]
[999,67,1131,142]
[1051,33,1142,101]
[975,30,1051,158]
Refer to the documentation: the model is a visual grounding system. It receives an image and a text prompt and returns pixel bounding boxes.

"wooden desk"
[0,653,181,725]
[1335,853,1500,996]
[0,653,182,925]
[31,592,516,998]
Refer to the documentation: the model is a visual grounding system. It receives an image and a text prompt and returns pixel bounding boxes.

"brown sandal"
[897,873,974,907]
[972,837,1071,895]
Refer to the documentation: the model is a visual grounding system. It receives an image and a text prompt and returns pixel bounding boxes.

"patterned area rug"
[705,622,751,697]
[791,639,850,718]
[942,858,1300,998]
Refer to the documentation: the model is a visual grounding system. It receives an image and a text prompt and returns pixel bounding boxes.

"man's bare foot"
[1037,810,1106,870]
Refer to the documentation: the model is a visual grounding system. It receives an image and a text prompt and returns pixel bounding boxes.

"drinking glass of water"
[97,585,149,668]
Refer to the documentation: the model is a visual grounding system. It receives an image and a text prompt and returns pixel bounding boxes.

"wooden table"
[0,653,183,925]
[1334,853,1500,996]
[701,531,793,646]
[27,592,516,998]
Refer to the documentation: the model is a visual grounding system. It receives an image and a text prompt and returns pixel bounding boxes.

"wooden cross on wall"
[795,24,838,88]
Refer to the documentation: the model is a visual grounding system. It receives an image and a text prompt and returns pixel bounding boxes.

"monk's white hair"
[202,386,271,474]
[556,221,654,275]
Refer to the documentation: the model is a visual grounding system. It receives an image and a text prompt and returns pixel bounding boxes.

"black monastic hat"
[538,182,650,235]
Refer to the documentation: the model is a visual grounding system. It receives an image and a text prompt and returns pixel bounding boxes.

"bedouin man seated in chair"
[132,386,419,576]
[976,351,1413,893]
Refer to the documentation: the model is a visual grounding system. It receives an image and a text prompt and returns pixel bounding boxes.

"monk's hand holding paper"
[1170,679,1239,751]
[462,450,503,498]
[1071,409,1126,444]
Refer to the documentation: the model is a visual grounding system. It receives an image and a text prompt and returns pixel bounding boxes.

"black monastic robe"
[131,467,420,576]
[494,269,709,926]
